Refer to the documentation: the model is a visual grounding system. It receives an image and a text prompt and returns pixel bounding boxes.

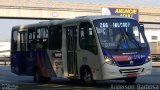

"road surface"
[0,66,160,90]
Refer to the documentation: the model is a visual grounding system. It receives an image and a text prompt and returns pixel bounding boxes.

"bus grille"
[119,68,141,74]
[116,60,144,67]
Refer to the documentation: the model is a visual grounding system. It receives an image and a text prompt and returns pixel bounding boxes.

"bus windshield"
[93,18,148,50]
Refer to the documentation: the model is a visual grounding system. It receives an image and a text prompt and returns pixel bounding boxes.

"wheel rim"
[83,69,92,82]
[35,71,39,81]
[35,70,41,82]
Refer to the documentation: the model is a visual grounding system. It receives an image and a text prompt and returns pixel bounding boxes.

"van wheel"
[125,77,137,84]
[34,69,51,83]
[81,67,94,86]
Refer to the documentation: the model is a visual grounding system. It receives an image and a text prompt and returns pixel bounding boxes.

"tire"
[34,69,51,83]
[80,67,94,86]
[69,79,80,84]
[125,77,137,84]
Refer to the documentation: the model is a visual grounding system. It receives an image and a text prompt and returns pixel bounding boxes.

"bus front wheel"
[80,67,94,86]
[34,69,51,83]
[124,77,137,84]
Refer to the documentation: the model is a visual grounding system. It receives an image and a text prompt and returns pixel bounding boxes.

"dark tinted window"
[11,30,18,51]
[36,27,48,50]
[49,25,62,50]
[20,31,27,51]
[28,28,36,50]
[79,22,97,54]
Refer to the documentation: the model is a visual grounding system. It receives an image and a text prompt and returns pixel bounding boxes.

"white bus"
[11,15,152,84]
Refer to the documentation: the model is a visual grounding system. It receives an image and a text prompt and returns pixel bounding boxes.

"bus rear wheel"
[124,77,137,84]
[80,67,94,86]
[34,69,51,83]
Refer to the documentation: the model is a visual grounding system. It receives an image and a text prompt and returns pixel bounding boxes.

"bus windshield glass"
[93,18,148,50]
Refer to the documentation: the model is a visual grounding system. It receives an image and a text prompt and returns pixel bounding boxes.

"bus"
[11,15,152,84]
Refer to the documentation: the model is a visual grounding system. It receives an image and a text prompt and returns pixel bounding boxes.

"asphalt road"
[0,66,160,90]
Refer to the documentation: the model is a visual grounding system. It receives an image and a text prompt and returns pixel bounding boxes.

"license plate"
[127,73,137,78]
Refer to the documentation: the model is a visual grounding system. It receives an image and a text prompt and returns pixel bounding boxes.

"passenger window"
[11,30,18,51]
[20,31,27,51]
[28,28,36,50]
[36,27,48,50]
[79,22,98,54]
[49,25,62,50]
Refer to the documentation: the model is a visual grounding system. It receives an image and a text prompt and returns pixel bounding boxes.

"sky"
[55,0,160,8]
[0,19,47,41]
[0,0,160,41]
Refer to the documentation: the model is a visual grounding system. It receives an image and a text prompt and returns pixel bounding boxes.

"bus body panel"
[62,26,68,78]
[102,61,152,80]
[47,50,63,77]
[11,50,57,77]
[11,51,36,75]
[100,48,152,80]
[76,49,102,80]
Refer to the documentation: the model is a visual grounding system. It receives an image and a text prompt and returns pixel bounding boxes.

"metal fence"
[0,57,10,65]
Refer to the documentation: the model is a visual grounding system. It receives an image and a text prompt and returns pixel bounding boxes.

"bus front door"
[66,26,78,77]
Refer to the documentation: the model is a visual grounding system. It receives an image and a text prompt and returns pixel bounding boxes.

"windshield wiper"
[115,27,142,51]
[115,28,130,51]
[124,29,142,49]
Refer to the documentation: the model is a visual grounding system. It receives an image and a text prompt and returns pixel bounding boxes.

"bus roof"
[12,25,21,30]
[62,15,135,24]
[38,20,63,25]
[76,15,134,20]
[13,15,135,30]
[12,25,25,32]
[23,20,63,29]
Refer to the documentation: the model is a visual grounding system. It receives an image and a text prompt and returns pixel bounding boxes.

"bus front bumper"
[102,61,152,80]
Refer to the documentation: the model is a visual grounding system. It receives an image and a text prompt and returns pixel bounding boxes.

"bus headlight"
[145,55,152,63]
[104,56,116,65]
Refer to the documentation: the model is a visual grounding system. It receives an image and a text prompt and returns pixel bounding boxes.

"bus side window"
[49,25,62,50]
[79,22,98,54]
[36,27,48,50]
[20,31,27,51]
[11,30,18,51]
[28,28,36,50]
